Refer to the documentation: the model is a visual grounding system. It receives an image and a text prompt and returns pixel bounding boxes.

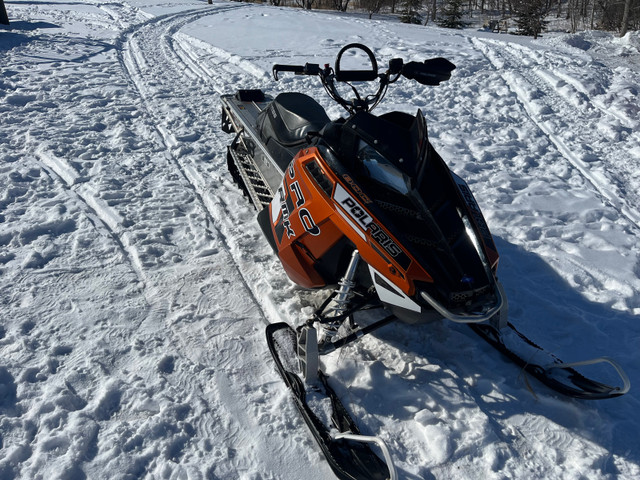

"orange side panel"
[270,147,434,296]
[278,242,326,288]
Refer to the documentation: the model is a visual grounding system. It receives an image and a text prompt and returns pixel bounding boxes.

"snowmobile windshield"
[336,110,429,191]
[358,140,411,195]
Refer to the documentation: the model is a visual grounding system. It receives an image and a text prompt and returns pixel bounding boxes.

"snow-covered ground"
[1,1,639,478]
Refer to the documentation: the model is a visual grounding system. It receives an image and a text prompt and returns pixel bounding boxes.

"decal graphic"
[289,181,305,208]
[299,208,320,236]
[368,223,412,270]
[334,184,372,230]
[369,266,421,313]
[368,223,402,257]
[278,184,295,239]
[342,174,372,204]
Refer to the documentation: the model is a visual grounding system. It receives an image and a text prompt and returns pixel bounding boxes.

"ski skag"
[266,322,397,480]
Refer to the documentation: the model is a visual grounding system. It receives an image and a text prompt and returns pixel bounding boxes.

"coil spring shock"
[320,250,360,340]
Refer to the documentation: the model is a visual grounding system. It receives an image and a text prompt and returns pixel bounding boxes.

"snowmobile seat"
[259,93,330,146]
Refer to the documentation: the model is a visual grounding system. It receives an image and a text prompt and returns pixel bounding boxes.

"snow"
[1,1,639,478]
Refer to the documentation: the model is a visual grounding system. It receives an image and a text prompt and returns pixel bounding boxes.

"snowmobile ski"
[471,322,631,400]
[266,322,397,480]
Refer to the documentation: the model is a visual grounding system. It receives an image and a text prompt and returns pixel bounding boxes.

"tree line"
[262,0,638,37]
[1,0,635,36]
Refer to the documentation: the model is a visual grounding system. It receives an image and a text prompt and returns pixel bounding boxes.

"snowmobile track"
[471,37,640,233]
[35,147,148,285]
[116,3,285,325]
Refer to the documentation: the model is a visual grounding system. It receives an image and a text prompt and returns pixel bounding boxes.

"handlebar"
[271,45,456,114]
[334,43,378,82]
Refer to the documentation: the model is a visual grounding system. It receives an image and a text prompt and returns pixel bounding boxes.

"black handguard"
[402,58,456,86]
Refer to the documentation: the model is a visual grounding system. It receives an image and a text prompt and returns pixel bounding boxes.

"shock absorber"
[321,250,360,340]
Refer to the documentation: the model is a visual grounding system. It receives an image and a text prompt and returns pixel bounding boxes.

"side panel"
[268,148,433,296]
[267,150,346,288]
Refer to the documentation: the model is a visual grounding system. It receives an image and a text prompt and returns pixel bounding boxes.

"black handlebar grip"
[272,63,322,80]
[273,64,305,73]
[272,64,305,80]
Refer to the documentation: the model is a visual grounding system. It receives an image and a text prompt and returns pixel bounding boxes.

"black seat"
[259,93,330,146]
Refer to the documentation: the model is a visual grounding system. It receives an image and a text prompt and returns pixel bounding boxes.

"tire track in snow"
[471,37,640,232]
[116,3,279,320]
[115,3,288,346]
[4,4,291,476]
[36,146,148,285]
[114,5,332,478]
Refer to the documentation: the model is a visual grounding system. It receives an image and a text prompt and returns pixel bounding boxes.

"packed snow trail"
[2,2,640,479]
[1,2,332,479]
[472,36,640,230]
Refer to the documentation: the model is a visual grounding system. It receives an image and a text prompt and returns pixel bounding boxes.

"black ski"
[266,322,394,480]
[471,322,630,400]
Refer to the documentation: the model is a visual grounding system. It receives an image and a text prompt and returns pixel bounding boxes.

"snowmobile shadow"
[1,21,114,62]
[2,20,59,31]
[3,34,115,63]
[0,20,59,52]
[0,32,32,51]
[327,235,639,476]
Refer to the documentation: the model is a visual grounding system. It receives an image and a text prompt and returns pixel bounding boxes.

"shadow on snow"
[327,235,639,477]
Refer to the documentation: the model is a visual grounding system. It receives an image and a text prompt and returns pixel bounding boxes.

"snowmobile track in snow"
[35,147,148,285]
[116,4,281,321]
[472,37,640,233]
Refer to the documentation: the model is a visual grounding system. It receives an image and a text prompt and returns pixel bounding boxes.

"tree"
[514,0,550,38]
[332,0,352,11]
[361,0,390,18]
[620,0,631,36]
[294,0,316,9]
[399,0,423,23]
[1,0,10,26]
[437,0,467,28]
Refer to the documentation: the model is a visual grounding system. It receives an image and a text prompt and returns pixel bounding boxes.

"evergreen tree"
[399,0,423,24]
[437,0,467,28]
[514,0,550,38]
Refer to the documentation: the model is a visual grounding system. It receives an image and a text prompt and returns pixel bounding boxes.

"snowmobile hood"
[319,110,498,312]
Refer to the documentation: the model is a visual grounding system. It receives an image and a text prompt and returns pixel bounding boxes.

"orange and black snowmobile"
[221,44,629,480]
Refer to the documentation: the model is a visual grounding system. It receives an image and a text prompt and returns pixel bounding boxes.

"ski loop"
[332,433,398,480]
[266,323,395,480]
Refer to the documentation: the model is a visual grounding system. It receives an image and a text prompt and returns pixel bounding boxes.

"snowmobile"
[221,44,629,480]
